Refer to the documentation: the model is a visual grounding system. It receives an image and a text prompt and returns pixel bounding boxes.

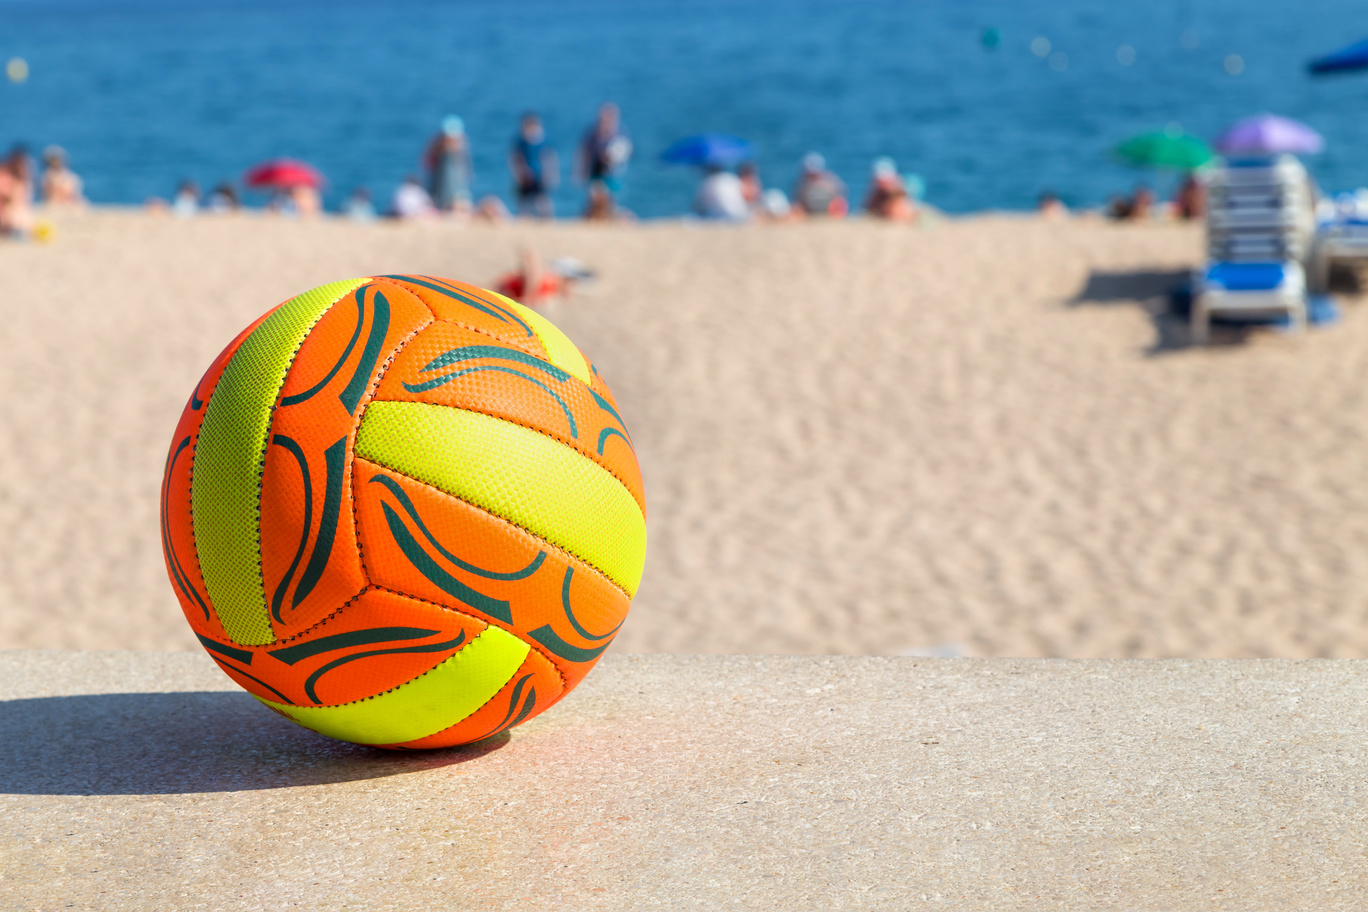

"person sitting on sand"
[1037,191,1066,220]
[693,165,749,222]
[475,194,510,222]
[288,183,321,217]
[792,152,848,217]
[0,145,35,237]
[1108,186,1154,221]
[391,175,436,220]
[738,162,763,210]
[863,157,914,222]
[343,187,375,222]
[39,147,83,207]
[495,248,595,307]
[583,180,634,221]
[1130,186,1154,221]
[1174,174,1205,221]
[172,180,199,217]
[205,183,240,212]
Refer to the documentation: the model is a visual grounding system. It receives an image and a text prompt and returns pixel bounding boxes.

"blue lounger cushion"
[1204,262,1290,291]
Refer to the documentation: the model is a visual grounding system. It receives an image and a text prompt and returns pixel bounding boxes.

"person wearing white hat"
[792,151,847,217]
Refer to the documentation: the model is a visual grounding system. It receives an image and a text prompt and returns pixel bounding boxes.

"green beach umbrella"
[1115,128,1214,170]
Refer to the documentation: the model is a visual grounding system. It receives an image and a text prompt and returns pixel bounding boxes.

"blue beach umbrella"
[1308,38,1368,74]
[660,134,754,168]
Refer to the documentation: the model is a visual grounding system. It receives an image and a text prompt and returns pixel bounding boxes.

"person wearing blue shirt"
[509,112,559,219]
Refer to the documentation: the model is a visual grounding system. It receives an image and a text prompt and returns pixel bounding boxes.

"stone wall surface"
[0,650,1363,910]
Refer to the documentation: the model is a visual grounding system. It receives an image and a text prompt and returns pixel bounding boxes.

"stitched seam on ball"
[268,584,372,646]
[378,401,645,532]
[359,458,633,602]
[371,318,640,508]
[348,297,434,591]
[416,397,645,516]
[404,649,558,745]
[373,277,437,321]
[423,317,547,358]
[370,583,571,694]
[274,615,538,709]
[252,290,358,644]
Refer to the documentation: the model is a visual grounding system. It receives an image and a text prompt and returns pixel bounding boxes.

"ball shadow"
[0,690,509,795]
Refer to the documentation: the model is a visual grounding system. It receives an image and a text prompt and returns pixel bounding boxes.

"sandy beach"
[1,209,1365,658]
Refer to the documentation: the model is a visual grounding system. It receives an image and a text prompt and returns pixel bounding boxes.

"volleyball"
[160,275,645,748]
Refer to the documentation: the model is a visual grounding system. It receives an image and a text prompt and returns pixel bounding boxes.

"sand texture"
[1,210,1365,657]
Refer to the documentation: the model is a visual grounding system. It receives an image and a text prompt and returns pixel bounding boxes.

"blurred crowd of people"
[691,151,924,224]
[1,101,934,232]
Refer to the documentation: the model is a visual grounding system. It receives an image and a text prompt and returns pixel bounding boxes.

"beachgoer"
[584,181,615,221]
[792,152,848,217]
[476,195,510,223]
[172,180,199,217]
[0,145,35,237]
[205,183,239,212]
[575,102,632,204]
[693,165,750,222]
[289,183,321,217]
[509,112,558,218]
[1037,191,1066,220]
[343,187,375,222]
[738,162,763,210]
[863,157,914,222]
[761,188,792,219]
[1174,174,1206,221]
[425,115,473,214]
[1130,186,1154,221]
[39,147,83,207]
[391,174,436,220]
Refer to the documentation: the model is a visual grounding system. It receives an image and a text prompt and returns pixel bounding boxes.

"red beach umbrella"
[243,158,324,190]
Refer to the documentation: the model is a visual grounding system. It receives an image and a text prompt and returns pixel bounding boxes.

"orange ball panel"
[385,646,565,749]
[379,275,550,357]
[352,458,630,691]
[260,281,433,638]
[371,320,645,513]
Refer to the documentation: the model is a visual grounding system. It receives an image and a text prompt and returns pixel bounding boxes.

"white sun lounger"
[1192,262,1307,344]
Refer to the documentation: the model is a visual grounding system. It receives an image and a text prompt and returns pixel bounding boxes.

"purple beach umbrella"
[1215,114,1324,156]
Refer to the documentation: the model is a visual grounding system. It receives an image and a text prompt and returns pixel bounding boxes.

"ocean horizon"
[2,0,1366,217]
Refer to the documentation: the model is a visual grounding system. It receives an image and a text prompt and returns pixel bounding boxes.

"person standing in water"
[575,102,632,209]
[509,111,559,219]
[425,115,473,214]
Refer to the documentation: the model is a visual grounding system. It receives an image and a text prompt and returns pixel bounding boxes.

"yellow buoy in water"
[6,58,28,83]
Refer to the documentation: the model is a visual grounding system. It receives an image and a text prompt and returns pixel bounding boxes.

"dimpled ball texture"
[160,276,646,748]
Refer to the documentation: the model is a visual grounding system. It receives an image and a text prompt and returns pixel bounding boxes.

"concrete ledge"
[1,651,1363,910]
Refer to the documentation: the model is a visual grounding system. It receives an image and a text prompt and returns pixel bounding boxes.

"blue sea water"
[1,0,1366,217]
